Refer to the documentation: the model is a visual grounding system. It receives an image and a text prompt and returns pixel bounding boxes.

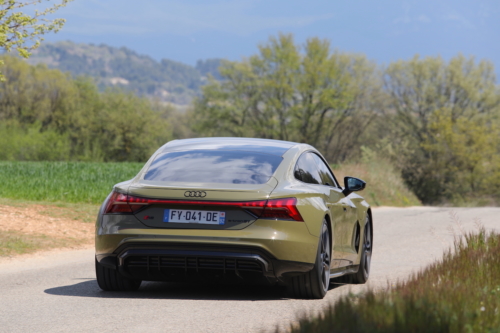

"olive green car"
[95,137,372,299]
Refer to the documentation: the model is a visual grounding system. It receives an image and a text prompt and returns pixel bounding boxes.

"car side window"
[311,153,338,187]
[294,153,323,185]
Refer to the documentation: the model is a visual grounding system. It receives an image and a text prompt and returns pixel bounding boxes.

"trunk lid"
[127,178,278,230]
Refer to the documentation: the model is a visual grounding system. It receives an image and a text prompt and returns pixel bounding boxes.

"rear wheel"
[95,258,142,291]
[347,215,372,284]
[287,219,330,299]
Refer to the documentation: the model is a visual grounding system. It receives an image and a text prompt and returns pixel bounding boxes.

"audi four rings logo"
[184,191,207,198]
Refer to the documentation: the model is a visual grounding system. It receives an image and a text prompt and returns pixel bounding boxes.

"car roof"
[160,137,299,156]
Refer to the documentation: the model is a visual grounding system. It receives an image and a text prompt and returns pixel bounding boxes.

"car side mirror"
[343,177,366,196]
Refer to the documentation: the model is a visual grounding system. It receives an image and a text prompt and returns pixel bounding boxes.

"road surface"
[1,207,499,333]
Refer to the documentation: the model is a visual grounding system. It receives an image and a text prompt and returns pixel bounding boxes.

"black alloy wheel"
[361,220,372,277]
[352,215,372,284]
[287,219,331,299]
[319,222,331,291]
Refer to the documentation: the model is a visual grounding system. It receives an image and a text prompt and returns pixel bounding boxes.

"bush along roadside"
[281,228,500,332]
[333,147,421,207]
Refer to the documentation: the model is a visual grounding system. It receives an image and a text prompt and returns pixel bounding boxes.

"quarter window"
[294,153,323,185]
[311,154,338,187]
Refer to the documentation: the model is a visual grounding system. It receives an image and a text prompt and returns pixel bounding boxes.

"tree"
[420,108,500,202]
[193,33,382,162]
[382,55,500,203]
[0,56,172,162]
[0,0,71,79]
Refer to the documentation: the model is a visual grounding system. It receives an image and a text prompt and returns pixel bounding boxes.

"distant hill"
[25,41,224,105]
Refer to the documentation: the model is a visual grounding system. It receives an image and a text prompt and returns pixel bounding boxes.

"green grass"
[0,161,143,204]
[0,230,75,256]
[282,229,500,332]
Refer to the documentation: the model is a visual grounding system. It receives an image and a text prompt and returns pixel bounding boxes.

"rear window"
[144,150,283,184]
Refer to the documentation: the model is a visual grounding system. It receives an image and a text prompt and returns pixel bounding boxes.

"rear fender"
[267,182,328,238]
[295,196,329,238]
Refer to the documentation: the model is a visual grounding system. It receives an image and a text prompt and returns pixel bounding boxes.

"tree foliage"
[382,55,500,203]
[420,108,500,202]
[0,0,71,79]
[193,34,382,162]
[0,56,172,161]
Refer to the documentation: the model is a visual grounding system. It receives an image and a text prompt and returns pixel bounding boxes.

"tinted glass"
[144,150,283,184]
[163,142,293,156]
[294,153,322,185]
[311,154,337,187]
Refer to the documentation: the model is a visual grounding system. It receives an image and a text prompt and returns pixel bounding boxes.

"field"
[0,161,144,204]
[283,229,500,332]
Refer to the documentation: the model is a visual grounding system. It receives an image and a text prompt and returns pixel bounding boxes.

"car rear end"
[95,139,319,286]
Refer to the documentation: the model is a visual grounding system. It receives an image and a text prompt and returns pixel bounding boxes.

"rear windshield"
[144,150,283,184]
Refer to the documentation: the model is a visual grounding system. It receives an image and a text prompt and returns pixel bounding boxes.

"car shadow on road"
[44,279,344,301]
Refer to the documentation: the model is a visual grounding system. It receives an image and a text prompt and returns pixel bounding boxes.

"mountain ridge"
[25,41,224,105]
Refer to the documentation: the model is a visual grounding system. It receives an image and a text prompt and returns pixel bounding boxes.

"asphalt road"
[1,207,499,333]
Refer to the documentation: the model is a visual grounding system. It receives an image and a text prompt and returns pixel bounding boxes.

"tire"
[287,219,331,299]
[350,215,372,284]
[95,258,142,291]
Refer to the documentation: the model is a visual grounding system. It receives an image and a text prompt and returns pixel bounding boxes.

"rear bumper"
[95,218,319,283]
[96,242,314,284]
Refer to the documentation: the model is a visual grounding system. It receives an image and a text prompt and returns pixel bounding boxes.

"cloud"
[442,12,475,29]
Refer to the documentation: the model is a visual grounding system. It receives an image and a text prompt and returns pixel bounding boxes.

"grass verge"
[0,161,143,204]
[0,198,97,256]
[0,197,100,223]
[282,229,500,332]
[0,230,85,257]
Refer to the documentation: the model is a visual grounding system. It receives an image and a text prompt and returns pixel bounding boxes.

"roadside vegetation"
[281,228,500,332]
[334,148,420,207]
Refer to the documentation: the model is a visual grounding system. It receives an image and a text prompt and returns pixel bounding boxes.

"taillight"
[104,191,146,214]
[261,198,303,221]
[104,191,303,221]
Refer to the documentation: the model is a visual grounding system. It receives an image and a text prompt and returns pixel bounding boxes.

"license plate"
[163,209,226,225]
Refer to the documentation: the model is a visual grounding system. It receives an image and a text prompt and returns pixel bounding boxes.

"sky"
[41,0,500,73]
